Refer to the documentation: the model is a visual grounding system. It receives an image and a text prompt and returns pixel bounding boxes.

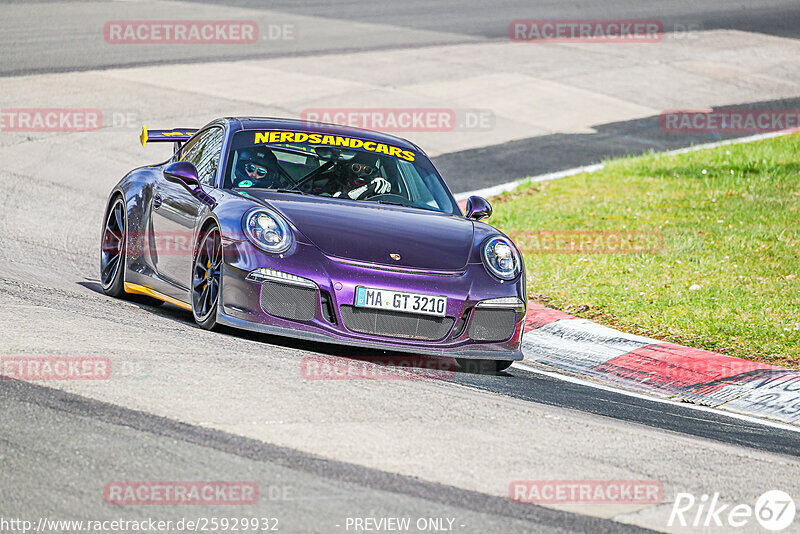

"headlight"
[243,208,292,254]
[482,236,521,280]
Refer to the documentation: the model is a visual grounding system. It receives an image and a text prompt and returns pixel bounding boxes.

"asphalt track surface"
[3,0,800,76]
[1,379,648,534]
[2,0,800,192]
[2,2,800,533]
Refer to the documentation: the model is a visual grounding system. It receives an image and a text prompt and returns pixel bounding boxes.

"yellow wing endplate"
[140,125,149,147]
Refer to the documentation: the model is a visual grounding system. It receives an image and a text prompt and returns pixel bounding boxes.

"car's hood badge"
[389,253,401,261]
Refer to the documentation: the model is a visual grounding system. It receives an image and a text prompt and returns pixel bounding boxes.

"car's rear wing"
[140,126,198,149]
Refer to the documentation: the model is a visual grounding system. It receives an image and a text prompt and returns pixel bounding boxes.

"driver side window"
[180,128,224,186]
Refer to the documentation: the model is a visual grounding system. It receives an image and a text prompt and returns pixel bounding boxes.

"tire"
[455,358,514,374]
[100,196,164,306]
[100,197,127,298]
[192,225,223,330]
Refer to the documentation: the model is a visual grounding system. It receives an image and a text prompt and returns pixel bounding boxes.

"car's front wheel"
[192,225,223,330]
[455,358,514,374]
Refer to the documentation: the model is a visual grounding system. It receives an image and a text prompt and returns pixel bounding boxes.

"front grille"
[468,308,517,342]
[260,281,317,321]
[340,306,455,341]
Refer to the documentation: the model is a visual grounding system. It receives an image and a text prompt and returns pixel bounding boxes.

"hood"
[257,195,474,271]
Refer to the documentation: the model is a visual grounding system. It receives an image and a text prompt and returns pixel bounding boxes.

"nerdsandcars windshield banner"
[253,131,417,162]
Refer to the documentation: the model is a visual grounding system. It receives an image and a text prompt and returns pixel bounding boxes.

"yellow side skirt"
[124,282,192,311]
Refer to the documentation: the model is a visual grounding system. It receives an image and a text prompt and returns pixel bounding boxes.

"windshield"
[223,130,459,214]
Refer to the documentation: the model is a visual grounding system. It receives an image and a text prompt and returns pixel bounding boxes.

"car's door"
[151,127,224,290]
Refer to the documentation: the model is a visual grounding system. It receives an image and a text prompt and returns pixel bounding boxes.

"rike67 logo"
[669,490,796,531]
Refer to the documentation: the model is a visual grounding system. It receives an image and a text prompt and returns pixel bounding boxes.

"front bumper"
[218,239,525,361]
[217,309,523,360]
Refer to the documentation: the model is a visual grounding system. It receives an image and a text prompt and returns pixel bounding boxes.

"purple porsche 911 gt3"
[101,118,525,372]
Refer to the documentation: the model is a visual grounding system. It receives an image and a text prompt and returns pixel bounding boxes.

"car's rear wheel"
[100,197,127,297]
[455,358,514,374]
[192,225,222,330]
[100,196,164,306]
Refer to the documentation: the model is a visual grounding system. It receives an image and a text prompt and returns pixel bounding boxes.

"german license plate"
[354,286,447,317]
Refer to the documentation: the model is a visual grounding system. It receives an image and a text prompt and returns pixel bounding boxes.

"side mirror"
[163,161,216,207]
[164,161,201,191]
[465,195,492,221]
